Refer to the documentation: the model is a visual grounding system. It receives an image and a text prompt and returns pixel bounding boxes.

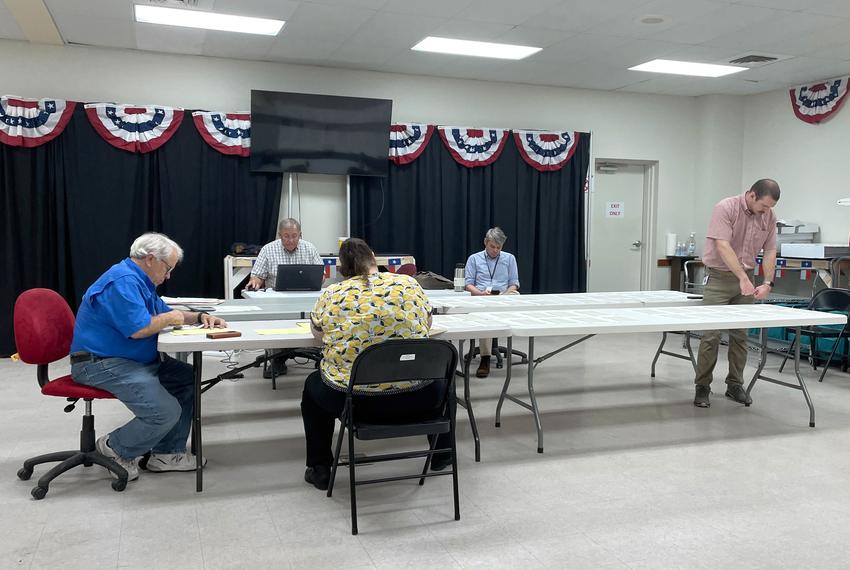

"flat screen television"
[250,90,392,176]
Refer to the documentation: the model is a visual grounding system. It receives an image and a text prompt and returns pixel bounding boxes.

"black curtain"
[0,105,281,357]
[350,133,589,294]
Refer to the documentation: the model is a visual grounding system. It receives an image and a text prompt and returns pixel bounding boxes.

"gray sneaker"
[694,385,711,408]
[96,435,139,481]
[725,383,753,405]
[146,452,207,473]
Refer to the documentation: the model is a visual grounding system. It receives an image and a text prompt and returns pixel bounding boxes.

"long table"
[157,318,508,492]
[436,290,700,313]
[446,304,845,455]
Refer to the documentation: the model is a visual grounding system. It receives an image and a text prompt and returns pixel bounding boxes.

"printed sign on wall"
[606,201,624,219]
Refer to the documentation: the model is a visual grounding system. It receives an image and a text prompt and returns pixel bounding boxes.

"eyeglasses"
[160,258,174,275]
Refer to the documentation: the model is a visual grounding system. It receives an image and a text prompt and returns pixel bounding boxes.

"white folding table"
[435,290,701,314]
[476,304,846,454]
[157,318,508,492]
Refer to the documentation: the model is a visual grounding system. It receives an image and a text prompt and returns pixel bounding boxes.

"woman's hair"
[129,232,184,262]
[338,238,375,279]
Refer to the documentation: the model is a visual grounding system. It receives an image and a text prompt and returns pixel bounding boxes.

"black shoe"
[725,384,752,405]
[263,362,287,379]
[304,465,330,490]
[430,452,453,472]
[694,385,711,408]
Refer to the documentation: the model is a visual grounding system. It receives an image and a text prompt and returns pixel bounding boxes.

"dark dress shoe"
[430,453,453,472]
[725,383,752,405]
[304,465,330,490]
[694,385,711,408]
[476,356,491,378]
[263,361,287,379]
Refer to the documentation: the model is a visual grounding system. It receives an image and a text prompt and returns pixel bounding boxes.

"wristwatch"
[764,280,774,288]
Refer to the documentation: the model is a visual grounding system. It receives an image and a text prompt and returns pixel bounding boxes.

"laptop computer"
[274,264,324,291]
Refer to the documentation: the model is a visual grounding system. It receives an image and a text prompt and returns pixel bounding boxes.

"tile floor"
[2,333,850,569]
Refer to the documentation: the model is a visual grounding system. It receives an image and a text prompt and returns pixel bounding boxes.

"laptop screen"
[275,264,324,291]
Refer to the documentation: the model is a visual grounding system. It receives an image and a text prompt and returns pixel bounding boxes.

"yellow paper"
[256,321,312,335]
[428,327,448,337]
[170,327,233,336]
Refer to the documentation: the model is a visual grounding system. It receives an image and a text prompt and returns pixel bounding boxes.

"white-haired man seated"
[70,232,227,481]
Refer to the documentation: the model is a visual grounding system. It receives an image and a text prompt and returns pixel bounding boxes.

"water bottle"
[454,264,465,292]
[687,232,696,256]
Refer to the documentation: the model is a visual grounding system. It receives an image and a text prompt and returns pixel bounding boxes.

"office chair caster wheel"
[17,467,32,481]
[112,479,127,492]
[31,486,47,500]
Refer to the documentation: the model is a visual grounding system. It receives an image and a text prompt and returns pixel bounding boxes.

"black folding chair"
[326,339,460,535]
[779,288,850,382]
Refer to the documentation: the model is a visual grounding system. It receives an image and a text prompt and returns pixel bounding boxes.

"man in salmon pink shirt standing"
[694,179,780,408]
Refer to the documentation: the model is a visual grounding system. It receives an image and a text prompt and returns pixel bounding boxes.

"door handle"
[632,240,642,248]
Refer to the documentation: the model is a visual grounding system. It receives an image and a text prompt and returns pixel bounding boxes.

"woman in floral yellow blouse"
[300,238,451,490]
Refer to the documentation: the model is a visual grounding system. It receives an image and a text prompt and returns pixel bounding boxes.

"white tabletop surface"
[242,288,470,300]
[450,304,845,338]
[437,290,700,314]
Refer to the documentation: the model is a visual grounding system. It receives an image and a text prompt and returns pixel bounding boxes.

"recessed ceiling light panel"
[411,36,541,60]
[629,59,746,78]
[134,5,285,36]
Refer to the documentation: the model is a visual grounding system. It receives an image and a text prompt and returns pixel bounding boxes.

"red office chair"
[14,288,129,499]
[397,263,417,276]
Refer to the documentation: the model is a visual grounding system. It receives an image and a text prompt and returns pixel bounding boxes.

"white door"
[587,163,646,292]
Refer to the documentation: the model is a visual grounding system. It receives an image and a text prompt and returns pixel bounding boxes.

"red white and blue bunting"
[513,130,580,172]
[192,112,250,157]
[438,126,508,167]
[789,78,849,124]
[84,103,184,153]
[388,123,433,165]
[0,95,75,148]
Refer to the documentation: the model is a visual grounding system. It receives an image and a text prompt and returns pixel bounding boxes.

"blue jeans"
[71,355,194,460]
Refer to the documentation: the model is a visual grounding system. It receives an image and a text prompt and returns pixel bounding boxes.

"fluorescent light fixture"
[629,59,746,77]
[411,36,541,60]
[838,198,850,206]
[134,5,284,36]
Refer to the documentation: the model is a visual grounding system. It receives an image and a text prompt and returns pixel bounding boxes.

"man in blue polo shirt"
[70,232,227,481]
[464,227,520,377]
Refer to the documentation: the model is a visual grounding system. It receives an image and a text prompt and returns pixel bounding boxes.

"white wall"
[0,39,730,288]
[743,89,850,244]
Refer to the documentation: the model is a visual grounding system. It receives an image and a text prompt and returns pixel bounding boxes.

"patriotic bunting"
[192,112,250,157]
[0,95,75,148]
[388,123,433,164]
[789,78,850,124]
[84,103,183,153]
[438,126,508,167]
[513,130,580,172]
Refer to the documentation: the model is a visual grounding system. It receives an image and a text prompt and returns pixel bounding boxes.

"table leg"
[527,338,543,453]
[192,351,204,492]
[495,336,514,427]
[462,339,480,462]
[793,326,816,427]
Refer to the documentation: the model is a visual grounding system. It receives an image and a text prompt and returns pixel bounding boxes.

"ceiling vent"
[723,52,793,68]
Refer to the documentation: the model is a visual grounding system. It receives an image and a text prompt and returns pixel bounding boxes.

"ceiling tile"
[494,26,575,49]
[453,0,562,26]
[135,24,205,56]
[584,38,684,69]
[522,0,655,33]
[298,0,389,9]
[0,2,26,41]
[585,0,729,39]
[808,41,850,62]
[429,19,514,42]
[741,57,850,84]
[281,2,376,42]
[799,0,850,17]
[704,11,840,51]
[382,0,475,18]
[265,34,341,64]
[54,12,136,49]
[202,31,276,60]
[528,33,634,66]
[44,0,130,19]
[326,40,396,66]
[755,21,850,57]
[648,4,782,45]
[210,0,301,20]
[344,11,443,48]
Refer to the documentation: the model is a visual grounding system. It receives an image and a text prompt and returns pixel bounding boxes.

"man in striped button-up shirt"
[246,218,323,291]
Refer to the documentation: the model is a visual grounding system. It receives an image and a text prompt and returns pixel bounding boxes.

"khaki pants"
[694,268,754,387]
[479,338,492,357]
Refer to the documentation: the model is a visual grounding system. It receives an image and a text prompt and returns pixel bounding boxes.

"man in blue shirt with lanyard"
[464,227,520,377]
[70,233,227,482]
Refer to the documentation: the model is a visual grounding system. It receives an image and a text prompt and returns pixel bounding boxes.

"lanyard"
[485,253,500,280]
